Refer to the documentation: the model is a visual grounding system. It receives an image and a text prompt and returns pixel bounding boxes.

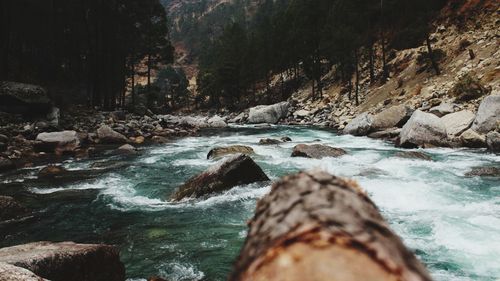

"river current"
[0,126,499,281]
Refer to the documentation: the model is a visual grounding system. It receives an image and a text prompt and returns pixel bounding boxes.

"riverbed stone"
[207,145,255,159]
[0,241,125,281]
[486,131,500,152]
[35,130,80,153]
[291,144,346,159]
[441,110,475,137]
[400,110,448,148]
[97,125,128,144]
[343,112,373,136]
[171,154,269,201]
[371,105,413,131]
[471,94,500,134]
[0,82,52,116]
[0,196,27,221]
[248,102,289,124]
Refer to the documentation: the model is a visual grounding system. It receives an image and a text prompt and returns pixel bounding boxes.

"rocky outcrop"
[207,145,254,159]
[460,129,486,148]
[35,131,80,153]
[247,102,289,124]
[171,154,269,201]
[0,82,51,115]
[429,102,455,117]
[258,138,282,145]
[0,196,27,221]
[97,125,128,144]
[291,144,346,159]
[0,262,45,281]
[371,105,413,131]
[471,94,500,134]
[0,157,15,172]
[343,112,373,136]
[486,131,500,152]
[394,151,433,161]
[0,241,125,281]
[441,110,475,137]
[400,110,448,148]
[465,166,500,177]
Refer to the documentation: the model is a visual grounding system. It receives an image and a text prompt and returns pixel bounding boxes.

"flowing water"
[1,126,499,281]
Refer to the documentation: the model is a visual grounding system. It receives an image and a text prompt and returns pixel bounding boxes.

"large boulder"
[0,242,125,281]
[472,94,500,134]
[460,129,486,148]
[171,154,269,201]
[0,157,15,173]
[0,82,51,115]
[0,196,27,221]
[371,105,413,131]
[247,102,289,124]
[429,102,455,117]
[343,112,373,136]
[97,125,128,144]
[207,145,254,159]
[400,110,448,148]
[0,262,44,281]
[441,110,475,137]
[291,144,346,159]
[207,115,228,128]
[35,131,80,153]
[486,131,500,152]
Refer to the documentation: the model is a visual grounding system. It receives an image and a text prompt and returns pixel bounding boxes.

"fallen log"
[230,170,433,281]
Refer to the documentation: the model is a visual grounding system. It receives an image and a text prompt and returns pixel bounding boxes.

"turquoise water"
[1,126,499,281]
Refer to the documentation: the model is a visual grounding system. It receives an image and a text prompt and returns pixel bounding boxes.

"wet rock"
[97,125,128,144]
[171,154,269,201]
[394,151,433,161]
[116,144,137,155]
[400,110,448,148]
[371,105,413,131]
[465,166,500,177]
[38,165,68,179]
[0,262,44,281]
[343,112,373,136]
[0,157,15,172]
[291,144,346,159]
[248,102,289,124]
[0,82,51,116]
[0,196,27,221]
[151,136,168,144]
[258,138,281,145]
[0,241,125,281]
[35,131,80,153]
[281,137,292,142]
[368,128,401,139]
[472,94,500,134]
[207,145,255,159]
[441,110,475,137]
[486,131,500,152]
[207,115,228,128]
[357,168,388,177]
[429,102,455,117]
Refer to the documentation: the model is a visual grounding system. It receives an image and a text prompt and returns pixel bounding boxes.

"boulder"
[180,116,208,128]
[0,262,44,281]
[460,129,486,148]
[486,131,500,152]
[368,128,401,139]
[0,82,51,115]
[151,136,168,144]
[97,125,128,144]
[343,112,373,136]
[171,154,269,201]
[35,131,80,153]
[441,110,475,137]
[293,109,311,118]
[429,102,455,117]
[472,94,500,134]
[281,136,292,142]
[371,105,413,131]
[0,157,15,173]
[0,196,27,221]
[207,115,228,128]
[400,110,448,148]
[394,151,432,161]
[0,241,125,281]
[228,112,246,124]
[207,145,255,159]
[38,166,68,179]
[116,144,137,154]
[465,166,500,177]
[258,138,281,145]
[247,102,289,124]
[291,144,346,159]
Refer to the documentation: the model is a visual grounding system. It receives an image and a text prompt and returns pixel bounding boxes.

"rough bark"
[230,170,433,281]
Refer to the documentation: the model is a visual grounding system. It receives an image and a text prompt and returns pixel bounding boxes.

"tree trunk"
[230,170,433,281]
[369,40,375,83]
[355,50,360,106]
[426,35,440,75]
[381,34,389,79]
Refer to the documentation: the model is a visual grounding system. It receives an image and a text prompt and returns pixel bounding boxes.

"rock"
[429,102,455,117]
[356,168,388,177]
[0,241,125,281]
[229,112,246,123]
[441,110,475,137]
[247,102,289,124]
[97,125,128,144]
[486,131,500,152]
[371,105,413,131]
[180,116,208,128]
[368,128,401,139]
[0,157,15,172]
[0,262,44,281]
[0,134,8,143]
[207,115,228,128]
[35,131,80,153]
[207,145,255,159]
[394,151,433,161]
[116,144,137,154]
[0,82,51,115]
[291,144,346,159]
[46,107,60,127]
[38,165,68,179]
[171,154,269,201]
[472,94,500,134]
[465,166,500,177]
[151,136,168,144]
[258,138,281,145]
[0,196,27,221]
[133,136,145,144]
[281,137,292,142]
[343,112,373,136]
[110,111,127,121]
[400,110,448,148]
[0,142,6,152]
[460,129,486,148]
[293,109,311,118]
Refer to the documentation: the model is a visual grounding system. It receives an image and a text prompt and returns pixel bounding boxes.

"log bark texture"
[230,170,433,281]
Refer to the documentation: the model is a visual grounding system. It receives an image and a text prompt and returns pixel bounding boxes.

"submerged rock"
[97,125,128,144]
[371,105,413,131]
[207,145,255,159]
[0,241,125,281]
[486,131,500,152]
[281,137,292,142]
[343,112,373,136]
[0,196,27,221]
[400,110,448,148]
[258,138,281,145]
[171,154,269,201]
[0,81,52,115]
[471,94,500,134]
[35,130,80,153]
[394,151,433,161]
[247,102,289,124]
[465,166,500,177]
[291,144,346,159]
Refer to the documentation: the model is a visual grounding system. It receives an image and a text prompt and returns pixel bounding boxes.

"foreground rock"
[291,144,346,159]
[343,112,373,136]
[0,81,52,115]
[0,262,44,281]
[0,196,27,221]
[471,94,500,134]
[171,154,269,201]
[486,131,500,152]
[394,151,433,161]
[371,105,413,131]
[460,129,486,148]
[465,166,500,177]
[230,170,433,281]
[400,110,448,148]
[0,241,125,281]
[35,131,80,153]
[247,102,289,124]
[207,145,254,159]
[97,125,128,144]
[441,110,475,137]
